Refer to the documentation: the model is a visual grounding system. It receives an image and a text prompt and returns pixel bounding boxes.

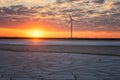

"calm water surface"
[0,39,120,46]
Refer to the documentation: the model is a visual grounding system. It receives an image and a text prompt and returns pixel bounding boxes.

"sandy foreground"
[0,45,120,80]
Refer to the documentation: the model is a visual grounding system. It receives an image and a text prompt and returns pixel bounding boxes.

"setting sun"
[33,31,39,37]
[27,30,45,38]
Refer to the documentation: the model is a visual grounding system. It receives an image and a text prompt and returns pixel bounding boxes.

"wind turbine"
[69,15,73,38]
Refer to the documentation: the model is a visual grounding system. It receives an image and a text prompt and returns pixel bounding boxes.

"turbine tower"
[69,15,73,38]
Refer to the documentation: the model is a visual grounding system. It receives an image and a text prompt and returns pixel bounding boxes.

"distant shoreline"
[0,37,120,40]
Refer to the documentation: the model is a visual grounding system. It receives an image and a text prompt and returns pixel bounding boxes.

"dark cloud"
[92,0,105,4]
[41,11,55,16]
[73,11,120,32]
[55,0,64,4]
[55,0,82,4]
[61,8,80,13]
[0,5,37,15]
[112,2,120,6]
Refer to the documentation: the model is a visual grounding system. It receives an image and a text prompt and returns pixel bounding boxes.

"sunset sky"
[0,0,120,38]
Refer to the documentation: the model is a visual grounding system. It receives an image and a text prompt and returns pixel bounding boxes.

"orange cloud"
[14,0,19,1]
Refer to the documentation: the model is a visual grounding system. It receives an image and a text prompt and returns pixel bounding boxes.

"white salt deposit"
[0,50,120,80]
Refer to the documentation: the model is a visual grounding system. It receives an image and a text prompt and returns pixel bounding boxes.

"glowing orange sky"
[0,27,120,38]
[0,20,120,38]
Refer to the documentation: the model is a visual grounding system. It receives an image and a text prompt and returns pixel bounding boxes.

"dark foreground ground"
[0,50,120,80]
[0,44,120,80]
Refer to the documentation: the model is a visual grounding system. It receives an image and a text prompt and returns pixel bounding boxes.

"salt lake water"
[0,39,120,46]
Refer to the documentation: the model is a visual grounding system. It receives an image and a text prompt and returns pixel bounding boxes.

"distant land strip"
[0,37,120,40]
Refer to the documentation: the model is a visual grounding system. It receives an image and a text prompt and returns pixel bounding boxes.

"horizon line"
[0,37,120,40]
